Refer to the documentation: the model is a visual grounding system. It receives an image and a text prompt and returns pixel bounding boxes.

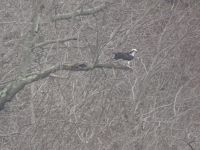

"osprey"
[113,49,138,66]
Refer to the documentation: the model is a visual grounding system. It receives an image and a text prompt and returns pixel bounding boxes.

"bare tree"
[0,0,200,149]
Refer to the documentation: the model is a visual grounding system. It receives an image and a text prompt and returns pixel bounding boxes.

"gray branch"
[52,3,106,21]
[0,63,131,111]
[33,37,77,49]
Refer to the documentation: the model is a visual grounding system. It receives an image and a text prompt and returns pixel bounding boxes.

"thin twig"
[52,3,106,21]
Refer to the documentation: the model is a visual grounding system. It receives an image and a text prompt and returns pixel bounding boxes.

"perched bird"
[113,49,138,66]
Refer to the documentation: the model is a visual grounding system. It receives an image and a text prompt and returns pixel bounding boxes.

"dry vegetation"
[0,0,200,149]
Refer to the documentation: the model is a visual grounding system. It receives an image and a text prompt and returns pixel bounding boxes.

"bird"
[113,49,138,66]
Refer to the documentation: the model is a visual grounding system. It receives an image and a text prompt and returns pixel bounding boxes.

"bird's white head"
[131,49,138,52]
[129,49,138,56]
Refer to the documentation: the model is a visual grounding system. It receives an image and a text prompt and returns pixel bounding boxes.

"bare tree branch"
[33,37,77,49]
[0,62,131,111]
[52,3,106,21]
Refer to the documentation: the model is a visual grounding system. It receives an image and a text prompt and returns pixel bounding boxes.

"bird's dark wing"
[113,52,124,60]
[113,52,134,60]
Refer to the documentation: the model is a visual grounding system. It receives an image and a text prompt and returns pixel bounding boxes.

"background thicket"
[0,0,200,149]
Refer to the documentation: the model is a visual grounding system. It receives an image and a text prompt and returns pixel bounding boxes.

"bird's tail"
[103,53,116,63]
[112,52,119,59]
